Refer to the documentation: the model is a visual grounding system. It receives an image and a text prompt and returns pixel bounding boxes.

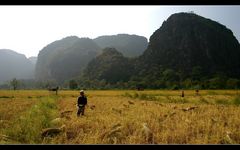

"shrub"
[233,95,240,106]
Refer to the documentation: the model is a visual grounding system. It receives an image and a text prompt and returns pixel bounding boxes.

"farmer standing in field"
[77,90,87,117]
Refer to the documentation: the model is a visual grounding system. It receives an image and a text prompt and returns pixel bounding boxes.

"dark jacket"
[78,95,87,106]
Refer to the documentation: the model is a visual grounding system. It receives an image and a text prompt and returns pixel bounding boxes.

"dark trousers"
[77,105,85,116]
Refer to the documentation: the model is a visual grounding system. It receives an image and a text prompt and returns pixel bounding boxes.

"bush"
[233,95,240,106]
[171,84,179,90]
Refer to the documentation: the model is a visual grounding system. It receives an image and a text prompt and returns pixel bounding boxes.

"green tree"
[69,80,78,89]
[226,78,240,89]
[208,77,225,89]
[162,69,179,82]
[191,66,202,81]
[10,78,19,90]
[183,78,193,89]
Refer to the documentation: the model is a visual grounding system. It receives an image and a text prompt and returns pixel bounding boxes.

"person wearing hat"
[77,90,88,117]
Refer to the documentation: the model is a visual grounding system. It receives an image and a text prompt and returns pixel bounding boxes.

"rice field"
[0,89,240,144]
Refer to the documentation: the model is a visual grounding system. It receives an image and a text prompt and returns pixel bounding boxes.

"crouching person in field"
[77,90,87,117]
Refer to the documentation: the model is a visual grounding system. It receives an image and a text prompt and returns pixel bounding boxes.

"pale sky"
[0,5,240,58]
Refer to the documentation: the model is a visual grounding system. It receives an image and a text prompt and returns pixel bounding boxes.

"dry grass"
[0,89,240,144]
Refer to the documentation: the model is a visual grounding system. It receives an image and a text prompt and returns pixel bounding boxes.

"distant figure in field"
[195,89,199,96]
[181,90,184,97]
[48,86,59,95]
[77,90,88,117]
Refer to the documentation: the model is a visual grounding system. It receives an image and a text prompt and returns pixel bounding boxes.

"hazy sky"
[0,5,240,58]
